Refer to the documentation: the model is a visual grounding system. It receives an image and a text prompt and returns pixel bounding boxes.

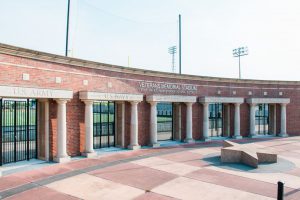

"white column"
[203,103,210,141]
[44,100,50,161]
[128,101,140,150]
[279,103,288,137]
[54,99,70,163]
[249,103,257,137]
[82,100,96,158]
[178,103,182,141]
[233,103,242,139]
[149,101,159,147]
[184,102,194,143]
[121,101,125,148]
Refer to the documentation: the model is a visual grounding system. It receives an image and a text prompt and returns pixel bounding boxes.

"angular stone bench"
[221,140,277,168]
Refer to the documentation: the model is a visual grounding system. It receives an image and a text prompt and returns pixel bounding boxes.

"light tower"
[233,46,249,79]
[168,46,177,73]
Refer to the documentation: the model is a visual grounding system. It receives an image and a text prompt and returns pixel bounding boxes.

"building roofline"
[0,42,298,85]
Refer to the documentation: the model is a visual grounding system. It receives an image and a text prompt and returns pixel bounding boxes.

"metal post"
[65,0,71,57]
[26,99,29,161]
[239,55,241,79]
[0,99,2,166]
[179,14,182,74]
[277,181,284,200]
[14,101,16,162]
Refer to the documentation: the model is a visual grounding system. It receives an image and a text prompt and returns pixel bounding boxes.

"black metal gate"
[0,99,37,165]
[209,103,223,137]
[93,101,115,149]
[255,104,270,135]
[157,103,173,141]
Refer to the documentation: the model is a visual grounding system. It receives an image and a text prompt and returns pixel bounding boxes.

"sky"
[0,0,300,81]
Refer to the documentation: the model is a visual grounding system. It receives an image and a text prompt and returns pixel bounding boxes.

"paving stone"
[134,192,178,200]
[46,173,144,200]
[185,168,292,198]
[159,151,202,163]
[152,177,274,200]
[91,162,177,190]
[61,158,104,170]
[0,175,29,192]
[5,186,79,200]
[189,147,220,155]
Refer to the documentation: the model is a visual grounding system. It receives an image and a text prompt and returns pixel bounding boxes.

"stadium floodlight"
[233,46,248,79]
[168,46,177,73]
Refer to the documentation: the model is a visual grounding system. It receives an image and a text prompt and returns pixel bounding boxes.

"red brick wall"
[1,52,300,158]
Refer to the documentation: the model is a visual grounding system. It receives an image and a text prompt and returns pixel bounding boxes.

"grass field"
[93,114,115,123]
[2,110,36,126]
[157,116,172,122]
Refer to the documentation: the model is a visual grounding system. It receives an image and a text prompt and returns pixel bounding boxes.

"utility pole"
[65,0,71,57]
[233,46,248,79]
[168,46,177,73]
[178,14,182,74]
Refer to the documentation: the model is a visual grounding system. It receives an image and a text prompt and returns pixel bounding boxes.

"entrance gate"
[157,103,173,141]
[93,101,115,148]
[0,99,37,165]
[255,104,270,135]
[209,103,223,137]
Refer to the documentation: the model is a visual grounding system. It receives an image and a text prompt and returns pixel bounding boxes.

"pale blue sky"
[1,0,300,80]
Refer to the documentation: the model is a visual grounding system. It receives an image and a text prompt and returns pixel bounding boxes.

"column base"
[128,145,141,150]
[82,152,97,158]
[54,156,70,163]
[249,134,259,138]
[278,133,288,137]
[202,137,211,142]
[232,135,242,139]
[184,138,195,143]
[150,143,160,148]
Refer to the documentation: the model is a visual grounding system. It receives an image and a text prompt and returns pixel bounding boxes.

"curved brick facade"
[0,43,299,162]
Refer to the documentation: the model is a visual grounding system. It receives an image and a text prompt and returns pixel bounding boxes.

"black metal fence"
[0,99,37,165]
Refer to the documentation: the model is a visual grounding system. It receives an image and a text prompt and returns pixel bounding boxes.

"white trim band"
[0,85,73,99]
[246,98,290,104]
[199,96,244,103]
[80,91,143,102]
[146,95,197,103]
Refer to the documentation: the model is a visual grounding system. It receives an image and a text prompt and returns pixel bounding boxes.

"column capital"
[130,101,140,106]
[185,102,193,107]
[55,99,69,104]
[280,103,288,106]
[82,100,94,105]
[234,103,241,107]
[115,101,125,105]
[38,99,49,103]
[202,102,209,106]
[148,101,157,106]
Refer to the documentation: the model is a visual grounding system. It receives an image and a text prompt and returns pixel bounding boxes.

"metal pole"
[65,0,71,57]
[239,55,241,79]
[179,14,182,74]
[277,181,284,200]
